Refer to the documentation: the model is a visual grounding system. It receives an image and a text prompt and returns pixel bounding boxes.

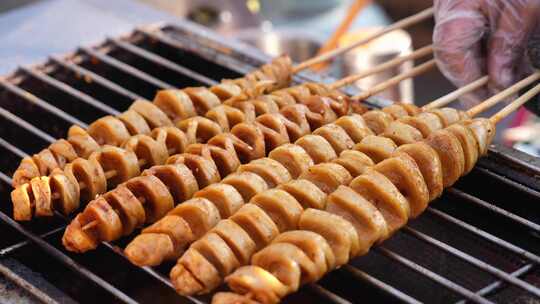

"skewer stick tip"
[329,45,433,90]
[422,76,488,110]
[352,59,436,100]
[293,7,434,73]
[490,82,540,124]
[467,72,540,118]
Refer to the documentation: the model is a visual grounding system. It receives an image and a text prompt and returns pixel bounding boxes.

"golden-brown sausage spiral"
[125,114,376,269]
[61,90,363,252]
[171,114,492,297]
[129,103,474,273]
[217,118,495,304]
[11,81,353,221]
[11,56,293,187]
[11,127,191,221]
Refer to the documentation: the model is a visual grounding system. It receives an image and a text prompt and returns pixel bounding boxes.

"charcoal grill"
[0,21,539,304]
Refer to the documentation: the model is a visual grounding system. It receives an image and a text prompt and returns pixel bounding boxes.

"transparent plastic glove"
[524,28,540,115]
[433,0,540,107]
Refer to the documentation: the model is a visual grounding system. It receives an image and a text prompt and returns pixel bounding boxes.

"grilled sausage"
[219,119,495,304]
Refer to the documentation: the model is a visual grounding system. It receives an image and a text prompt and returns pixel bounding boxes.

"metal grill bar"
[0,80,87,128]
[403,226,540,297]
[1,32,349,304]
[447,187,540,233]
[102,233,343,304]
[0,77,417,304]
[136,28,257,77]
[109,38,217,86]
[486,149,540,181]
[0,139,201,303]
[427,208,540,265]
[18,66,120,116]
[0,179,137,304]
[376,247,495,304]
[456,264,536,304]
[0,24,539,303]
[80,47,174,90]
[0,171,12,186]
[0,262,59,304]
[0,137,27,159]
[307,284,352,304]
[134,265,204,304]
[1,67,424,303]
[0,139,189,302]
[49,56,144,101]
[475,167,540,200]
[342,265,423,304]
[90,233,202,304]
[0,226,65,257]
[0,107,55,143]
[136,29,194,55]
[1,65,206,303]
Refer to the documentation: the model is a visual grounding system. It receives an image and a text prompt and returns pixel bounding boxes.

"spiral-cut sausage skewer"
[11,81,347,221]
[60,88,365,252]
[122,103,429,267]
[212,118,495,304]
[124,103,471,270]
[166,109,492,297]
[11,56,293,188]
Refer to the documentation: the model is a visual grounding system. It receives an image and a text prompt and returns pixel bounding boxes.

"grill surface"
[0,22,539,304]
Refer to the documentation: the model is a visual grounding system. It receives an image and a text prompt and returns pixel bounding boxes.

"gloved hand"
[433,0,540,107]
[524,28,540,115]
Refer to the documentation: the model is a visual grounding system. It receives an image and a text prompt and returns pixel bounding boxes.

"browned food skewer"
[118,72,533,295]
[46,147,174,201]
[60,56,446,254]
[12,56,294,188]
[12,7,436,189]
[12,45,437,222]
[213,82,540,304]
[165,104,492,296]
[122,72,534,271]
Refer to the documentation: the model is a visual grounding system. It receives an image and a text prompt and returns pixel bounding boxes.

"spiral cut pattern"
[11,127,188,220]
[125,104,472,271]
[166,104,491,298]
[212,118,495,304]
[60,85,367,252]
[11,56,293,188]
[123,102,436,268]
[11,81,350,221]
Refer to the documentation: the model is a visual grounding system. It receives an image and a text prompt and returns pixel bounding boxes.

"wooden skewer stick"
[422,76,489,110]
[329,45,433,90]
[50,148,175,201]
[75,76,529,234]
[81,197,147,231]
[293,7,435,73]
[491,82,540,124]
[352,59,437,100]
[77,74,523,234]
[78,77,540,234]
[466,72,540,117]
[81,221,98,231]
[50,158,148,201]
[312,0,372,71]
[45,49,429,215]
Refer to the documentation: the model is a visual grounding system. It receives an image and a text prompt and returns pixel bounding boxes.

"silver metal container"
[339,28,414,103]
[234,28,321,62]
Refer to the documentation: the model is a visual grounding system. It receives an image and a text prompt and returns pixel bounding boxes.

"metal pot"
[234,28,321,62]
[339,28,414,103]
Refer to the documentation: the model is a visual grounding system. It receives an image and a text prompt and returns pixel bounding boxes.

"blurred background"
[1,0,539,158]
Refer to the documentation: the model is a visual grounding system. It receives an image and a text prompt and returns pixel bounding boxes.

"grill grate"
[0,22,539,304]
